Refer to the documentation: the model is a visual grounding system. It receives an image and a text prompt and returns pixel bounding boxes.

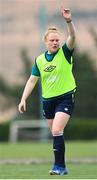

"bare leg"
[52,112,70,135]
[47,119,53,132]
[47,112,70,134]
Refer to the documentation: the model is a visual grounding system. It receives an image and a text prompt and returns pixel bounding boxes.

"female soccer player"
[18,8,76,175]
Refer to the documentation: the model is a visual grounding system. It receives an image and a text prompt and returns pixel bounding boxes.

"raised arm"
[18,75,39,113]
[61,8,76,50]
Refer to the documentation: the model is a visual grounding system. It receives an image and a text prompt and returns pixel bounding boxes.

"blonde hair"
[44,26,60,41]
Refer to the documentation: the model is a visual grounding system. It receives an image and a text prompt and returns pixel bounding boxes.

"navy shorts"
[42,92,75,119]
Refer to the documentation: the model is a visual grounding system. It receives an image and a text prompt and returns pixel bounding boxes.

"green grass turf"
[0,164,97,179]
[0,141,97,179]
[0,140,97,159]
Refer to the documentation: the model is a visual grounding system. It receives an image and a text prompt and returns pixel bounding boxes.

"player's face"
[45,32,60,53]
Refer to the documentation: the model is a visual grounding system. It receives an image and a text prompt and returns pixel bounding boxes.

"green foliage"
[73,49,97,118]
[73,28,97,118]
[0,77,23,101]
[0,123,9,141]
[65,118,97,140]
[20,49,32,80]
[0,49,40,119]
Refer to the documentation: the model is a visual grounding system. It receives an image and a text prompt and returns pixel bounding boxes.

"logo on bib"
[44,65,56,72]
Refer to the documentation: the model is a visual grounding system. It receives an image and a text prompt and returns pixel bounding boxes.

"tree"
[0,49,40,120]
[73,48,97,118]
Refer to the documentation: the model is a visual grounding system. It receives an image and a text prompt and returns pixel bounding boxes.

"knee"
[52,127,63,136]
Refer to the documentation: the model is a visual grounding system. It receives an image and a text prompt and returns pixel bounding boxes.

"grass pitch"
[0,141,97,179]
[0,163,97,179]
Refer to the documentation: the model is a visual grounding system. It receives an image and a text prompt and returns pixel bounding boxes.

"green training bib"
[36,48,76,98]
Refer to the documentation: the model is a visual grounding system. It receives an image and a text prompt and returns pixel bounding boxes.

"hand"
[18,100,26,114]
[61,8,72,21]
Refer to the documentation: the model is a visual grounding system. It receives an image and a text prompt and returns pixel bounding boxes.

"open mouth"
[53,46,58,49]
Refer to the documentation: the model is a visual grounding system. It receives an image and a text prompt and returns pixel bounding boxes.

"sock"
[53,134,65,168]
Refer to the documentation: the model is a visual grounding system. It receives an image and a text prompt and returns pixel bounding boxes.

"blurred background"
[0,0,97,142]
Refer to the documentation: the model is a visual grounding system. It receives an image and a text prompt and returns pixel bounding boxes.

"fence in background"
[9,120,50,142]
